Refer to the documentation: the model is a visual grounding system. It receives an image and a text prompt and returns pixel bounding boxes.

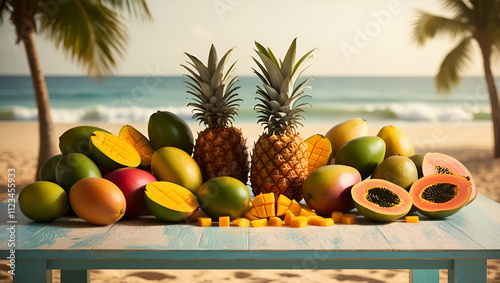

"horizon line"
[0,74,493,79]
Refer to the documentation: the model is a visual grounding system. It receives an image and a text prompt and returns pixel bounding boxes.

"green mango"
[39,154,63,183]
[409,153,425,179]
[371,155,418,191]
[59,126,110,157]
[335,136,386,180]
[148,111,194,155]
[55,153,102,194]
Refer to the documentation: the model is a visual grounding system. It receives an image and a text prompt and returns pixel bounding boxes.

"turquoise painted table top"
[1,194,499,283]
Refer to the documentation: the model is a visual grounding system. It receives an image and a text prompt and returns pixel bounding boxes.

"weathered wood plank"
[94,216,203,250]
[440,206,500,250]
[465,194,500,224]
[198,226,248,250]
[375,217,483,250]
[16,217,113,250]
[249,215,392,251]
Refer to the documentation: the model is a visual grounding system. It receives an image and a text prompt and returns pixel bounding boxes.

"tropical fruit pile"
[20,39,476,227]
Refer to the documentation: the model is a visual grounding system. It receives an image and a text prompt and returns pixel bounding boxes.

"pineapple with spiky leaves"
[251,38,316,202]
[183,45,249,183]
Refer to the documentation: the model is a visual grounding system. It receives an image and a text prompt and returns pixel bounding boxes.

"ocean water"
[0,76,494,125]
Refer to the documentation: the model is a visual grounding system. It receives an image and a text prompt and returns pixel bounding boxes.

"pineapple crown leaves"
[182,44,242,129]
[252,38,317,135]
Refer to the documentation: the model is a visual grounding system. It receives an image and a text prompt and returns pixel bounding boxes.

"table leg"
[60,270,90,283]
[409,269,439,283]
[14,259,51,283]
[448,259,487,283]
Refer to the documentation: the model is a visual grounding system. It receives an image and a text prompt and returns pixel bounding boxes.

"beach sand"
[0,121,499,283]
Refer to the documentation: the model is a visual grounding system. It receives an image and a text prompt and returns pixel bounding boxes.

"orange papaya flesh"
[351,179,412,222]
[422,152,476,204]
[409,174,471,219]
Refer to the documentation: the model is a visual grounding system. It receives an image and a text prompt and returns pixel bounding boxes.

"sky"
[0,0,498,77]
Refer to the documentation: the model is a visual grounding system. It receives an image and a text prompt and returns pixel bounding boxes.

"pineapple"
[250,38,316,202]
[183,45,249,183]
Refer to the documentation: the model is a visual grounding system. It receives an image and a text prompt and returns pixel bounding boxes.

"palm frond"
[0,0,11,23]
[99,0,152,21]
[441,0,472,19]
[39,0,128,79]
[435,37,473,93]
[412,11,471,45]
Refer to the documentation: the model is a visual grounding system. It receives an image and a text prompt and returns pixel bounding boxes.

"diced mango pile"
[196,193,363,228]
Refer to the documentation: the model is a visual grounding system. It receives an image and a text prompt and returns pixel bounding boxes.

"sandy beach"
[0,121,499,282]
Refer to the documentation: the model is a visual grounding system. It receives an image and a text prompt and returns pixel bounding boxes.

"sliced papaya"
[422,152,476,204]
[90,131,141,170]
[119,125,154,166]
[409,174,471,218]
[305,134,333,173]
[351,179,412,222]
[144,181,199,222]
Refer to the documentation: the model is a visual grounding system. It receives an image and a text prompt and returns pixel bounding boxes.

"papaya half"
[409,174,471,219]
[351,179,412,222]
[422,152,476,204]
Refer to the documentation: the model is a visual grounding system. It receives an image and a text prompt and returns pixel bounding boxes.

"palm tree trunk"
[22,29,59,179]
[479,41,500,158]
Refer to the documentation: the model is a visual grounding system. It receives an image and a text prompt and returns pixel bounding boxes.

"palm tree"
[413,0,500,158]
[0,0,152,178]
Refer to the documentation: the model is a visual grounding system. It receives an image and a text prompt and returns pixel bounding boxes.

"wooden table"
[1,193,499,283]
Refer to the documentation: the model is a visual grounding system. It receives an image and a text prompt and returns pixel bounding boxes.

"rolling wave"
[0,103,490,123]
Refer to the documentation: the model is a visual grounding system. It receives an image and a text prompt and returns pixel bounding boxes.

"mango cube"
[268,216,283,227]
[324,218,334,226]
[287,200,302,216]
[198,217,212,227]
[405,216,419,223]
[219,216,230,227]
[341,214,356,224]
[276,195,292,216]
[232,218,250,227]
[250,218,268,228]
[284,210,295,225]
[309,216,325,226]
[291,216,308,228]
[331,211,343,223]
